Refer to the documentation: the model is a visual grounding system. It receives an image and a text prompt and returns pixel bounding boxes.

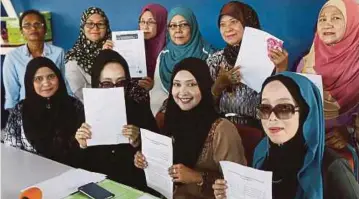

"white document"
[138,194,159,199]
[220,161,273,199]
[22,168,106,199]
[112,30,147,78]
[297,73,324,102]
[83,87,128,146]
[235,27,284,92]
[141,129,173,199]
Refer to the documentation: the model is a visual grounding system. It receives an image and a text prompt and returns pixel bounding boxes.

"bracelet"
[197,171,207,186]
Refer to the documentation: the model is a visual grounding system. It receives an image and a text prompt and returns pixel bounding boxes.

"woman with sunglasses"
[65,7,111,102]
[3,57,84,167]
[150,6,216,115]
[3,10,68,110]
[74,49,158,189]
[213,72,359,199]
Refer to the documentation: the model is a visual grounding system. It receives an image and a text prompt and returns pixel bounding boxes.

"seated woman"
[208,1,288,128]
[150,6,216,115]
[3,10,68,110]
[3,57,84,167]
[296,0,359,150]
[74,49,158,188]
[65,7,111,102]
[135,57,246,199]
[213,72,359,199]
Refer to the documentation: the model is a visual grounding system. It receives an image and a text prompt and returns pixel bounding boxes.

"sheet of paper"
[220,161,273,199]
[141,129,173,199]
[22,169,106,199]
[297,73,324,102]
[83,88,128,146]
[138,193,159,199]
[112,30,147,78]
[235,27,284,92]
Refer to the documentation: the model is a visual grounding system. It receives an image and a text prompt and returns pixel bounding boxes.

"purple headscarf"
[139,4,168,78]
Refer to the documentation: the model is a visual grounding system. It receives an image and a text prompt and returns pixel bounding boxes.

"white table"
[1,144,72,199]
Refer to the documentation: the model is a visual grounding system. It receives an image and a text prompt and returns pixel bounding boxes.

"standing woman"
[208,1,288,128]
[297,0,359,150]
[150,7,216,115]
[3,10,67,110]
[3,57,84,167]
[65,7,111,101]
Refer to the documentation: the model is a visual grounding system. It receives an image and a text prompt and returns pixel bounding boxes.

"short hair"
[19,9,47,32]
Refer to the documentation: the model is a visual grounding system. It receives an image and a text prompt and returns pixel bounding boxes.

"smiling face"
[84,13,107,42]
[317,6,346,45]
[219,15,244,46]
[261,80,300,145]
[33,67,59,98]
[168,15,191,45]
[171,70,202,111]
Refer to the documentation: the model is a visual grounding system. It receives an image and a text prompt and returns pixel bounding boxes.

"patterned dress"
[207,50,260,127]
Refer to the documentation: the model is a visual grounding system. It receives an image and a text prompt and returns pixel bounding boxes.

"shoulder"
[215,118,236,132]
[69,96,84,109]
[5,45,25,60]
[212,118,239,140]
[47,43,65,56]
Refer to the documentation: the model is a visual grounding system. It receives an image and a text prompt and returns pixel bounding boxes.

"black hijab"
[91,49,158,132]
[22,57,83,163]
[218,1,261,66]
[164,57,220,168]
[260,75,309,199]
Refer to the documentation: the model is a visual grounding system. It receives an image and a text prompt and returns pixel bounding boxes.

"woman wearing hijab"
[297,0,359,152]
[135,57,246,199]
[209,1,288,127]
[74,49,158,188]
[213,72,359,199]
[3,57,84,167]
[65,7,111,102]
[150,7,216,115]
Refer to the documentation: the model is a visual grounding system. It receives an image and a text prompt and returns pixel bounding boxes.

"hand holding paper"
[235,27,284,92]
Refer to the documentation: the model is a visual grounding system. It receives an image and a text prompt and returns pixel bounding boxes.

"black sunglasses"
[99,80,128,88]
[256,103,299,120]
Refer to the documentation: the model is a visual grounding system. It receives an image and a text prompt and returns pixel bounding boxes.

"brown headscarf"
[218,1,261,66]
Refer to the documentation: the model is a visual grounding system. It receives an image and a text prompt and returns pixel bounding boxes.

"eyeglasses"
[84,22,107,29]
[99,80,128,88]
[139,20,157,26]
[22,22,44,30]
[256,104,299,120]
[33,74,57,83]
[168,23,190,31]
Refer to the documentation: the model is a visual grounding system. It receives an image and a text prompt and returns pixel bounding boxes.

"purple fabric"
[140,4,168,78]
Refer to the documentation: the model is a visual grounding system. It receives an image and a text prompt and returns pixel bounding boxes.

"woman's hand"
[268,48,288,73]
[168,164,203,184]
[212,64,241,97]
[213,179,228,199]
[122,125,140,147]
[138,77,154,91]
[102,40,114,50]
[75,123,92,149]
[134,151,148,169]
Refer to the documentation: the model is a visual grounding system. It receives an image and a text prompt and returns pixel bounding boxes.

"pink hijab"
[312,0,359,113]
[140,4,168,78]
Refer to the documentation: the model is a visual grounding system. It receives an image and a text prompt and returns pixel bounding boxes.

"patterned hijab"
[218,1,261,66]
[254,72,325,199]
[159,7,215,91]
[140,4,168,78]
[303,0,359,117]
[65,7,111,75]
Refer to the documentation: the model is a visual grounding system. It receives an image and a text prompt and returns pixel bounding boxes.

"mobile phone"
[78,182,115,199]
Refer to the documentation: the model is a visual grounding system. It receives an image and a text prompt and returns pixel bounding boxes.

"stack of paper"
[21,169,106,199]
